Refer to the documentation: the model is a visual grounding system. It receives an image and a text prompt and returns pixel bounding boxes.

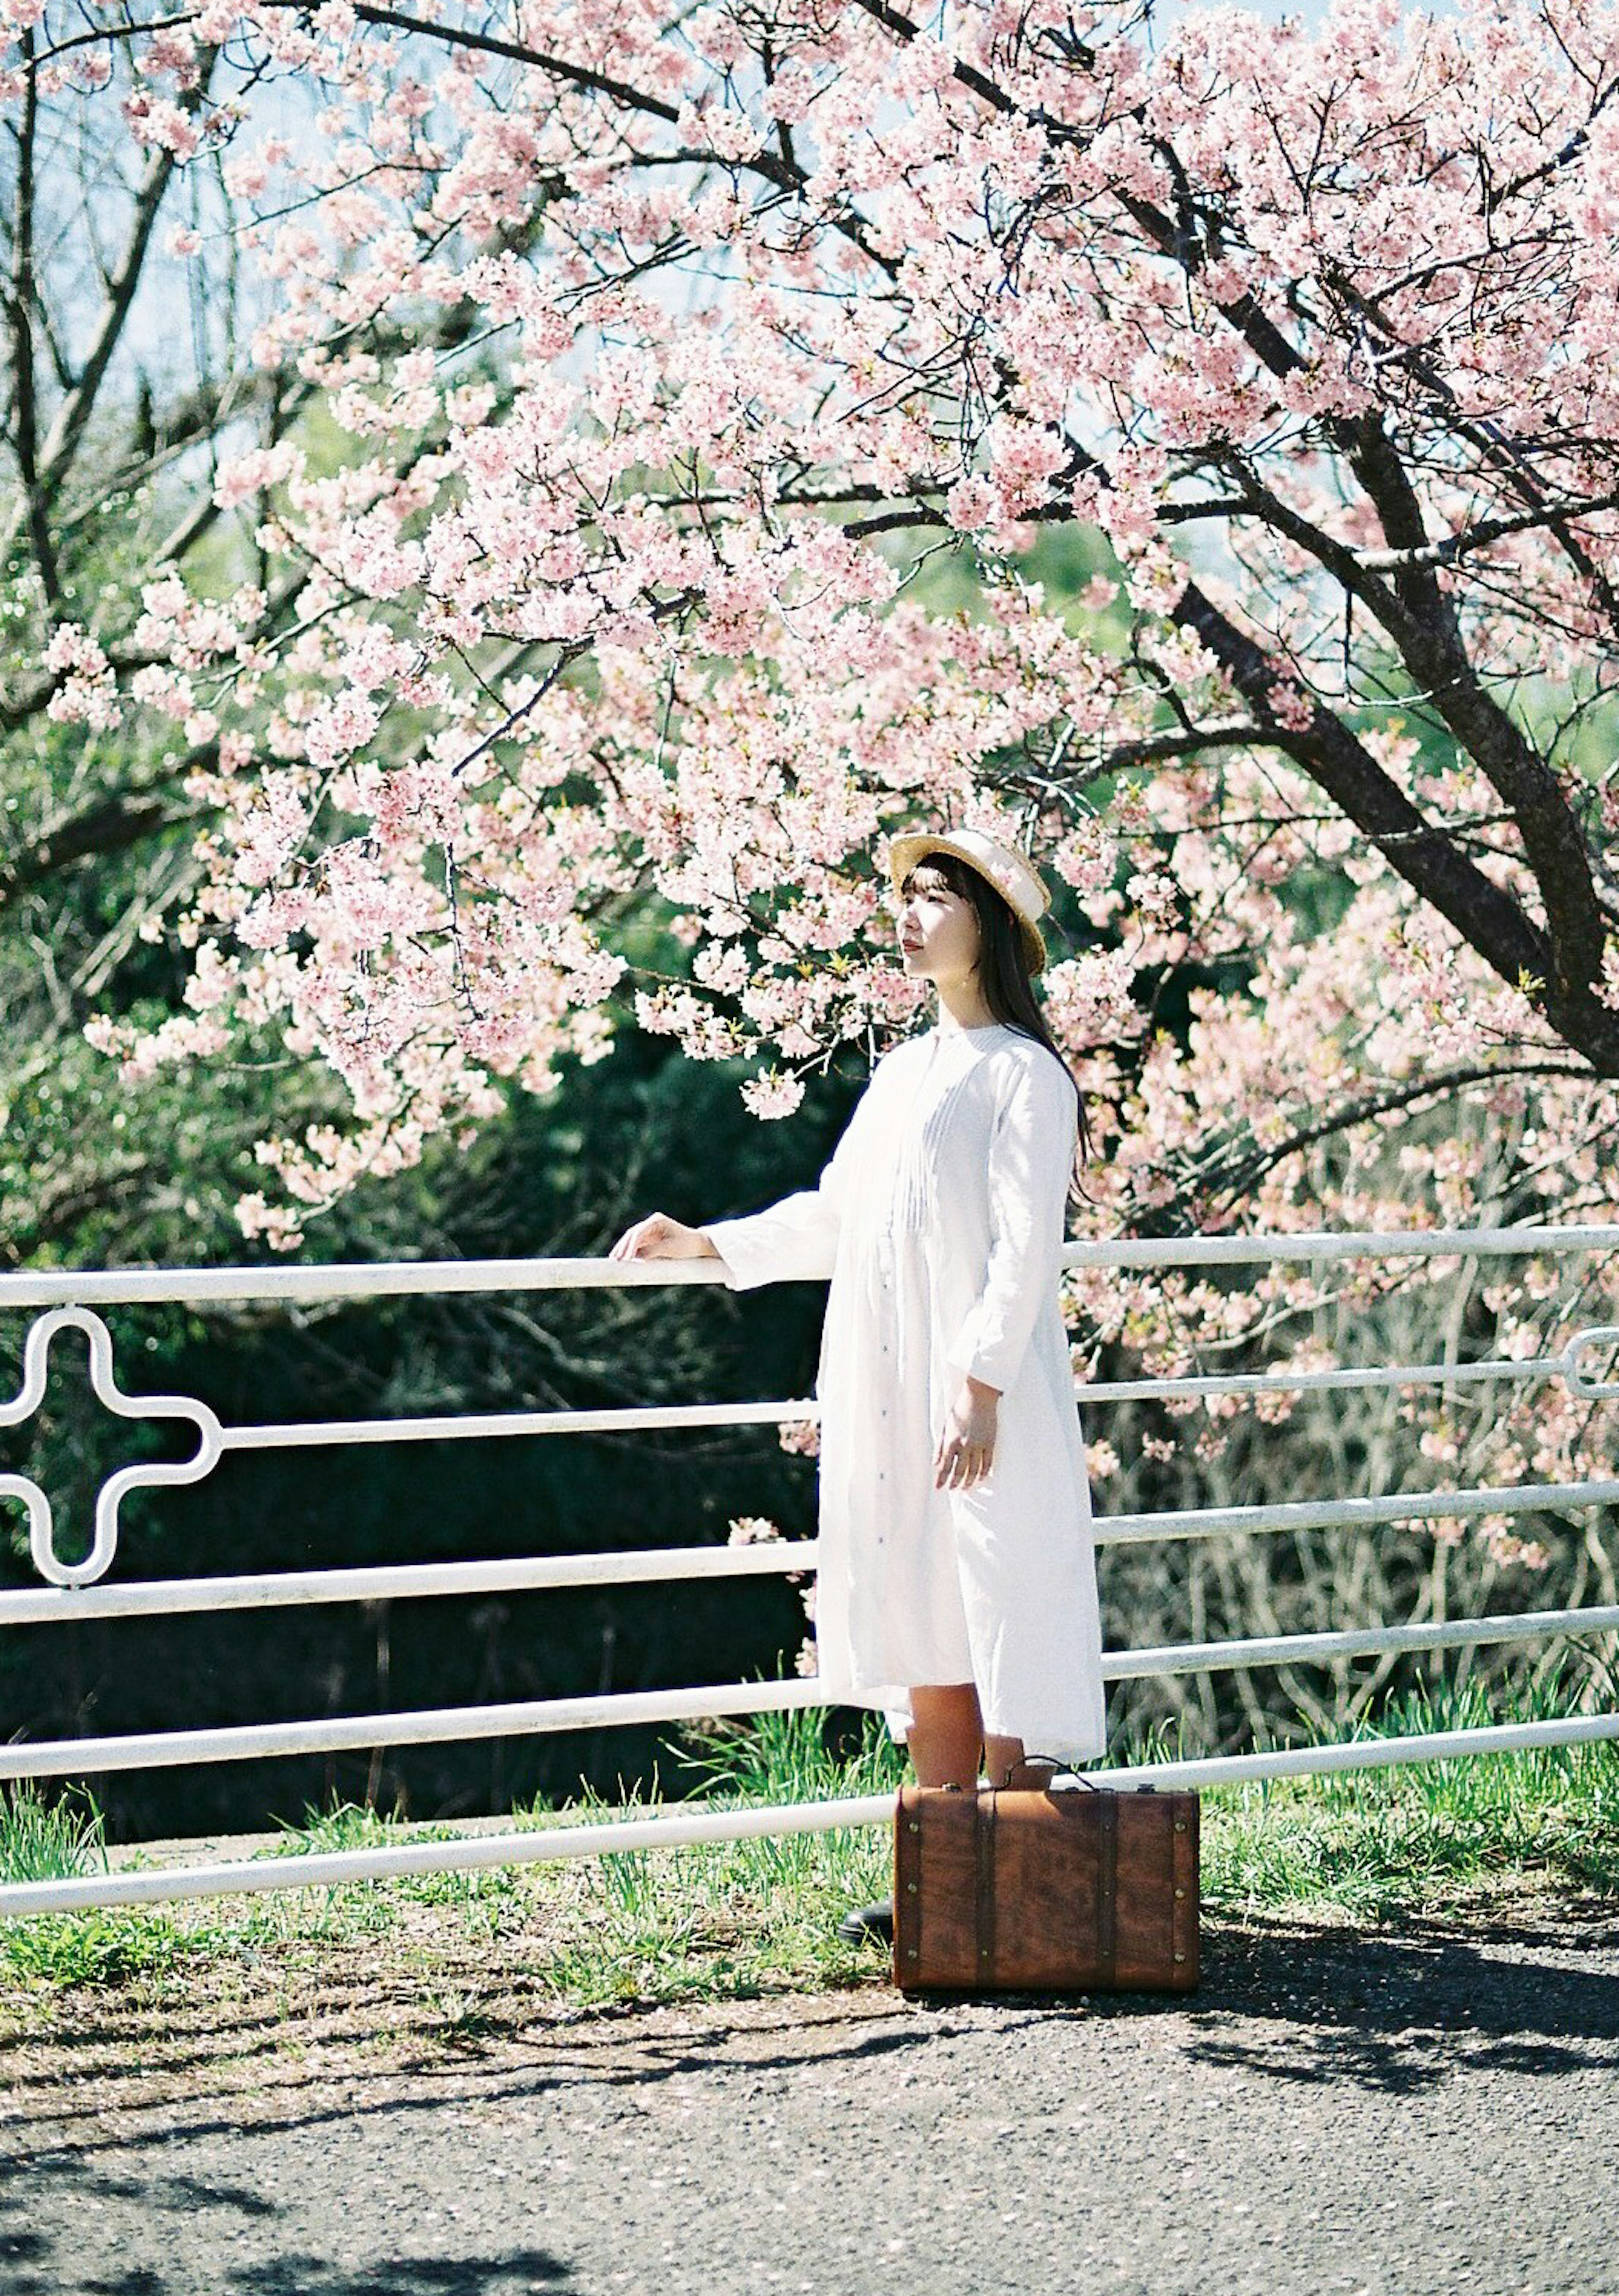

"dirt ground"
[3,1892,1618,2296]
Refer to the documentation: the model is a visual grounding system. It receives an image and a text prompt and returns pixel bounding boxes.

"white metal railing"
[3,1224,1619,1916]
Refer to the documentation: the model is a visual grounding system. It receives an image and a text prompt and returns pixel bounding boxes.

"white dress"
[704,1021,1107,1762]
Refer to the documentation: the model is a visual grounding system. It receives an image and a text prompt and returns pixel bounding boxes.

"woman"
[609,826,1107,1941]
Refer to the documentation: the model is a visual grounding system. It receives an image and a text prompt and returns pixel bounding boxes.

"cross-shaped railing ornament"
[0,1307,223,1589]
[1563,1325,1619,1400]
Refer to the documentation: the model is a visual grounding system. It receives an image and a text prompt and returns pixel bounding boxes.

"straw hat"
[887,825,1050,976]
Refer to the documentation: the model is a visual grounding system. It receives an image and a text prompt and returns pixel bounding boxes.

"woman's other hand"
[933,1376,1000,1491]
[608,1213,720,1263]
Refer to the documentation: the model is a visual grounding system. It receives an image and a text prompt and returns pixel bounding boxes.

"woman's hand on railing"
[608,1213,721,1263]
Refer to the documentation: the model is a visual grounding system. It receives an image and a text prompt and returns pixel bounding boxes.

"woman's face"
[896,865,981,990]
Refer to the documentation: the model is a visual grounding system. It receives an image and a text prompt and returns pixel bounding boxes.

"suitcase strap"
[1096,1790,1118,1984]
[974,1790,995,1977]
[971,1785,1119,1986]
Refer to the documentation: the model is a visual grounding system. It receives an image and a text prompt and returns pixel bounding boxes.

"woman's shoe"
[836,1898,894,1946]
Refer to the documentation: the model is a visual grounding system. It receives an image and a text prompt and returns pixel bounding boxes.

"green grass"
[0,1785,197,1985]
[1201,1673,1619,1920]
[2,1677,1615,2003]
[532,1707,908,2003]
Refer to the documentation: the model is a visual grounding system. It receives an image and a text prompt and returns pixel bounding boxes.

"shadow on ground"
[0,2157,572,2294]
[3,1896,1616,2160]
[1163,1899,1619,2095]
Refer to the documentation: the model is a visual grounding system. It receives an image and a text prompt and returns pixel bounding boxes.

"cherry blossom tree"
[9,0,1619,1603]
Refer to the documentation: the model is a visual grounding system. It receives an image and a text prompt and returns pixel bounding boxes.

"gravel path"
[4,1896,1618,2296]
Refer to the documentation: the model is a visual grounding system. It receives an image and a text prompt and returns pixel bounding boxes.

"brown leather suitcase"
[893,1771,1199,1995]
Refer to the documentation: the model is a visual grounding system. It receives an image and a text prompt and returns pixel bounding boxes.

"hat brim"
[888,832,1048,976]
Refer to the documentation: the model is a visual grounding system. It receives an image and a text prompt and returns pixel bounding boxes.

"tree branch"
[1099,720,1317,771]
[0,51,219,572]
[0,790,193,907]
[1198,1059,1592,1208]
[1354,485,1619,572]
[5,31,60,608]
[31,10,196,66]
[1171,575,1566,1011]
[350,4,682,124]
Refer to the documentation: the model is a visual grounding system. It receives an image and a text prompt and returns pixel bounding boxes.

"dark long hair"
[901,853,1091,1168]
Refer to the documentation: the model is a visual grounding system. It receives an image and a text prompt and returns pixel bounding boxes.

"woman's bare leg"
[908,1683,983,1787]
[853,1690,1025,1941]
[982,1731,1027,1790]
[908,1689,1029,1789]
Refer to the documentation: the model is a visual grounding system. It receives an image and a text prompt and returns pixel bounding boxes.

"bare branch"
[5,31,60,608]
[1172,575,1567,1015]
[0,48,221,573]
[0,788,194,907]
[1199,1060,1592,1207]
[350,4,682,124]
[1355,487,1619,571]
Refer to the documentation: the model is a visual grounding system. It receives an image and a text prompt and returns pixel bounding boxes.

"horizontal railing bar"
[3,1224,1618,1313]
[0,1793,902,1917]
[6,1712,1617,1918]
[216,1398,820,1449]
[1113,1711,1619,1789]
[205,1352,1579,1448]
[0,1259,731,1310]
[0,1677,823,1779]
[1094,1475,1619,1545]
[9,1478,1616,1629]
[0,1541,820,1627]
[1062,1225,1619,1270]
[13,1349,1571,1475]
[1105,1604,1619,1680]
[13,1592,1618,1773]
[1087,1357,1550,1404]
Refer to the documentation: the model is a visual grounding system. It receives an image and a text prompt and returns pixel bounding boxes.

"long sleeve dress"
[703,1020,1107,1763]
